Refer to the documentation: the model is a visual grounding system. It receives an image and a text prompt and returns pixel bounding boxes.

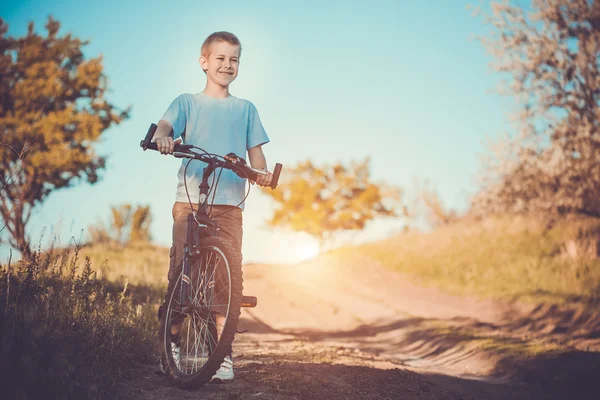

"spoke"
[185,315,191,373]
[192,309,210,369]
[195,313,205,371]
[203,252,215,302]
[205,314,218,355]
[169,302,185,326]
[208,287,229,305]
[192,259,202,305]
[198,254,207,304]
[205,253,219,306]
[202,261,212,308]
[200,318,208,366]
[207,285,231,313]
[192,311,199,372]
[210,254,222,287]
[196,313,206,370]
[169,312,182,326]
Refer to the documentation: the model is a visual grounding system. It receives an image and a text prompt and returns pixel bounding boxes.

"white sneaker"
[159,342,181,374]
[171,342,181,369]
[211,356,234,383]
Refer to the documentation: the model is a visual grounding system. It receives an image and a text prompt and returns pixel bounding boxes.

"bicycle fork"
[179,213,196,310]
[179,170,211,311]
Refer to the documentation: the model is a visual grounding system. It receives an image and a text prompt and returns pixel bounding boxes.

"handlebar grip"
[270,163,283,189]
[140,142,189,153]
[140,123,157,150]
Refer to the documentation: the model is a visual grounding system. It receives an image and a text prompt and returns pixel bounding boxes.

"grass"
[0,244,163,400]
[331,215,600,304]
[77,240,169,286]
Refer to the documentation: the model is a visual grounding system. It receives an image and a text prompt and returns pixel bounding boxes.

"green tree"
[473,0,600,218]
[260,158,405,250]
[0,17,129,256]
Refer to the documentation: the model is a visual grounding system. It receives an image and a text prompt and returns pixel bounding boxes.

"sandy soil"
[116,255,600,400]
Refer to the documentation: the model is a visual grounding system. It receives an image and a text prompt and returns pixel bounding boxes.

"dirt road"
[117,255,600,399]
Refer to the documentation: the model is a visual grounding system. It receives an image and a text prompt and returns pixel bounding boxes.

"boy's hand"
[155,136,175,154]
[252,169,273,187]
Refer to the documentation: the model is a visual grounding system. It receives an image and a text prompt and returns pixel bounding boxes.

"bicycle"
[140,123,282,387]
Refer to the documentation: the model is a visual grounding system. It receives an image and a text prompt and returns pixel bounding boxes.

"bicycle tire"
[159,236,242,387]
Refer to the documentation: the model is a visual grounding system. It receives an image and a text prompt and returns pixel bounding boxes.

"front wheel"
[159,236,242,387]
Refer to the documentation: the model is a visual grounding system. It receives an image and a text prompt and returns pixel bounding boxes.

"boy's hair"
[201,31,242,58]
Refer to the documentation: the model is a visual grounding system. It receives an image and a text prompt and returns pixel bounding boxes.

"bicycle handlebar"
[140,123,282,190]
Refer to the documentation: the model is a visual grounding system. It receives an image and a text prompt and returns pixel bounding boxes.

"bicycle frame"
[179,163,220,310]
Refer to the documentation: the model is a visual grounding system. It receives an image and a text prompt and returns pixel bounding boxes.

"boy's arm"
[248,145,273,186]
[153,120,175,154]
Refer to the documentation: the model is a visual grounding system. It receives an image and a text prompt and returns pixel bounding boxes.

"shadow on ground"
[117,359,533,400]
[237,302,600,400]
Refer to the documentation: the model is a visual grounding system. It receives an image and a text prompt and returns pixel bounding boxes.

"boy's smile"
[200,41,240,90]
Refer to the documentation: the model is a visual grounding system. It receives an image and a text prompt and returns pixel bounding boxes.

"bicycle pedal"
[241,295,257,308]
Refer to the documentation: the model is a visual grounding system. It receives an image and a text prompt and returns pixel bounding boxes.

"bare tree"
[87,204,152,245]
[473,0,600,218]
[129,205,152,242]
[420,181,460,228]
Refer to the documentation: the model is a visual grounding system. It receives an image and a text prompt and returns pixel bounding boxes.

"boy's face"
[200,41,240,88]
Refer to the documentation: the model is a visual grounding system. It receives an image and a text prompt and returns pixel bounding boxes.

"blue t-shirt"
[161,92,270,210]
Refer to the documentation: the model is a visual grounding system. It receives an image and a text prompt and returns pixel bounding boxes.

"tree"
[260,158,405,250]
[87,222,111,245]
[414,180,460,228]
[130,205,152,242]
[87,204,152,245]
[110,204,132,244]
[473,0,600,218]
[0,17,129,256]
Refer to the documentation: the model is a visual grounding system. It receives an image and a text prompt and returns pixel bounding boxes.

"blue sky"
[1,0,515,264]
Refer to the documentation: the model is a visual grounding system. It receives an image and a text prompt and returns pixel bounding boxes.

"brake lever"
[224,153,269,180]
[173,152,194,159]
[250,167,268,175]
[224,152,247,166]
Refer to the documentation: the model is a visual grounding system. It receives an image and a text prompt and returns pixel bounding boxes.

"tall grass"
[333,215,600,304]
[77,241,169,286]
[0,244,163,399]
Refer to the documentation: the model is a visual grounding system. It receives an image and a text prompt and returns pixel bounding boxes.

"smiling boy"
[153,31,273,383]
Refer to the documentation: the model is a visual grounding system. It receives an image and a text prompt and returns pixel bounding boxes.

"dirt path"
[116,255,600,400]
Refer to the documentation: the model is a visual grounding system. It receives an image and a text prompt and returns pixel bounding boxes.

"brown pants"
[169,202,243,280]
[160,201,243,321]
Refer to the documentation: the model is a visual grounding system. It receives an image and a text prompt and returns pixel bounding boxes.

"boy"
[153,31,273,382]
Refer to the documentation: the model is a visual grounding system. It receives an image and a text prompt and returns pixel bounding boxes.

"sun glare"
[292,237,321,263]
